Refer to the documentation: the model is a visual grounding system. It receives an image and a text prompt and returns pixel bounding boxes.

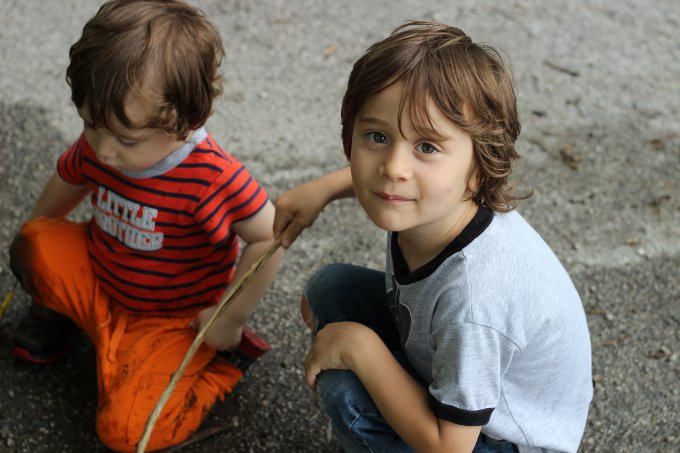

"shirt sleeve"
[56,133,89,184]
[194,161,269,246]
[428,303,519,426]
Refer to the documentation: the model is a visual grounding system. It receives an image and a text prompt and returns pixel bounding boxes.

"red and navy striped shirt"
[57,130,269,316]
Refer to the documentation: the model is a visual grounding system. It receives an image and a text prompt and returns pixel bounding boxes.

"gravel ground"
[1,0,679,452]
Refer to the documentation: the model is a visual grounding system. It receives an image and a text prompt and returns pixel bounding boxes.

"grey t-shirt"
[386,207,592,453]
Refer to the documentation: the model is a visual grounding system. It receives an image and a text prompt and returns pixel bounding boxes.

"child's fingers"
[272,206,296,248]
[282,221,307,248]
[272,209,290,237]
[274,216,306,249]
[303,349,321,389]
[304,363,320,389]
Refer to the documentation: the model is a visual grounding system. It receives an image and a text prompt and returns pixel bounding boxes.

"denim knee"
[303,263,388,333]
[304,263,353,321]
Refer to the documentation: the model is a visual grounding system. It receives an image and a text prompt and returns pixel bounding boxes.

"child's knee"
[96,375,210,452]
[11,218,83,282]
[96,392,165,452]
[303,263,352,313]
[9,230,45,298]
[96,399,136,452]
[96,397,185,453]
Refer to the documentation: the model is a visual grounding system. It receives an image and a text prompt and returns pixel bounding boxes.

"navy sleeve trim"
[428,394,493,426]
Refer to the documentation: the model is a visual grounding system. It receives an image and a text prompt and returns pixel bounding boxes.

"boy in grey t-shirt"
[274,21,592,453]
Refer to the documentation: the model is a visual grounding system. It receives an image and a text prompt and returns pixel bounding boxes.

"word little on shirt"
[94,186,164,251]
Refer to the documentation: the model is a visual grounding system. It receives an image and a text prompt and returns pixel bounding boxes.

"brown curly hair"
[341,21,530,211]
[67,0,224,140]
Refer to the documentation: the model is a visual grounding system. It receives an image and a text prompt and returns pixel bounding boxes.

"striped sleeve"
[57,133,88,184]
[194,162,269,246]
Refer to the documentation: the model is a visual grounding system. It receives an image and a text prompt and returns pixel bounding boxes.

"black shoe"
[219,326,271,371]
[13,304,77,364]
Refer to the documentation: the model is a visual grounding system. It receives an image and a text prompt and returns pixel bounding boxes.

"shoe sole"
[12,345,70,364]
[12,333,76,364]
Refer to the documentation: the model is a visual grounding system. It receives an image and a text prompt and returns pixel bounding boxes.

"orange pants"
[20,217,242,452]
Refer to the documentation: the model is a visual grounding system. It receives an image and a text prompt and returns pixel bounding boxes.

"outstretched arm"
[27,170,91,219]
[273,166,353,248]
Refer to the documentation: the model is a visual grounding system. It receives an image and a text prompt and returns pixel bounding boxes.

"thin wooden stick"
[136,237,282,452]
[0,283,17,321]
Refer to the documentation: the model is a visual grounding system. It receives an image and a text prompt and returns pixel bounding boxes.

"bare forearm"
[28,171,90,220]
[274,166,354,247]
[316,166,354,204]
[349,333,442,451]
[215,238,283,326]
[306,323,478,451]
[348,330,479,452]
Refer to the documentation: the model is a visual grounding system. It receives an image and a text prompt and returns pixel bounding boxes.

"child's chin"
[366,214,406,233]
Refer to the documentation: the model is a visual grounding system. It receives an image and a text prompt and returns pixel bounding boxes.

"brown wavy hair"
[341,21,530,211]
[66,0,224,140]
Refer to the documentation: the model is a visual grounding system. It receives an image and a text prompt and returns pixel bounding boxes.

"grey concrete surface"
[1,0,679,451]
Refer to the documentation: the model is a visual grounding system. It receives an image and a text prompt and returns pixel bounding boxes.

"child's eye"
[117,137,137,147]
[366,131,388,144]
[416,142,438,154]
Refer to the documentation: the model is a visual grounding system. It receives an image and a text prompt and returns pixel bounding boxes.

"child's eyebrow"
[109,119,149,140]
[358,116,450,141]
[113,129,146,141]
[357,117,389,127]
[78,111,146,140]
[416,127,450,142]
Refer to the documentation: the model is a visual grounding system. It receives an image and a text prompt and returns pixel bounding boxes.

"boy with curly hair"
[275,21,592,453]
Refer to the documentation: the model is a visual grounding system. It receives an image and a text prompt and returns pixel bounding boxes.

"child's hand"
[274,167,354,248]
[9,234,37,296]
[303,321,379,389]
[273,181,327,248]
[190,305,244,352]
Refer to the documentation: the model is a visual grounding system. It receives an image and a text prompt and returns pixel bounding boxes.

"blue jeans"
[304,263,518,453]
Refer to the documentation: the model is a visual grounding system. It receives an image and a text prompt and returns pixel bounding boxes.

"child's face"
[78,91,186,173]
[350,82,478,240]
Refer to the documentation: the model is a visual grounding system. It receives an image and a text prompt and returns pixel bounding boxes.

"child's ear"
[466,167,482,195]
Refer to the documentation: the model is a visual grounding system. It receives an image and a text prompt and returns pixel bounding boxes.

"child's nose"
[95,137,118,160]
[380,146,411,181]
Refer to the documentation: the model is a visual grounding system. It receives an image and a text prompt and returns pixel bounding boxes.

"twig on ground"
[543,60,580,77]
[0,283,17,321]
